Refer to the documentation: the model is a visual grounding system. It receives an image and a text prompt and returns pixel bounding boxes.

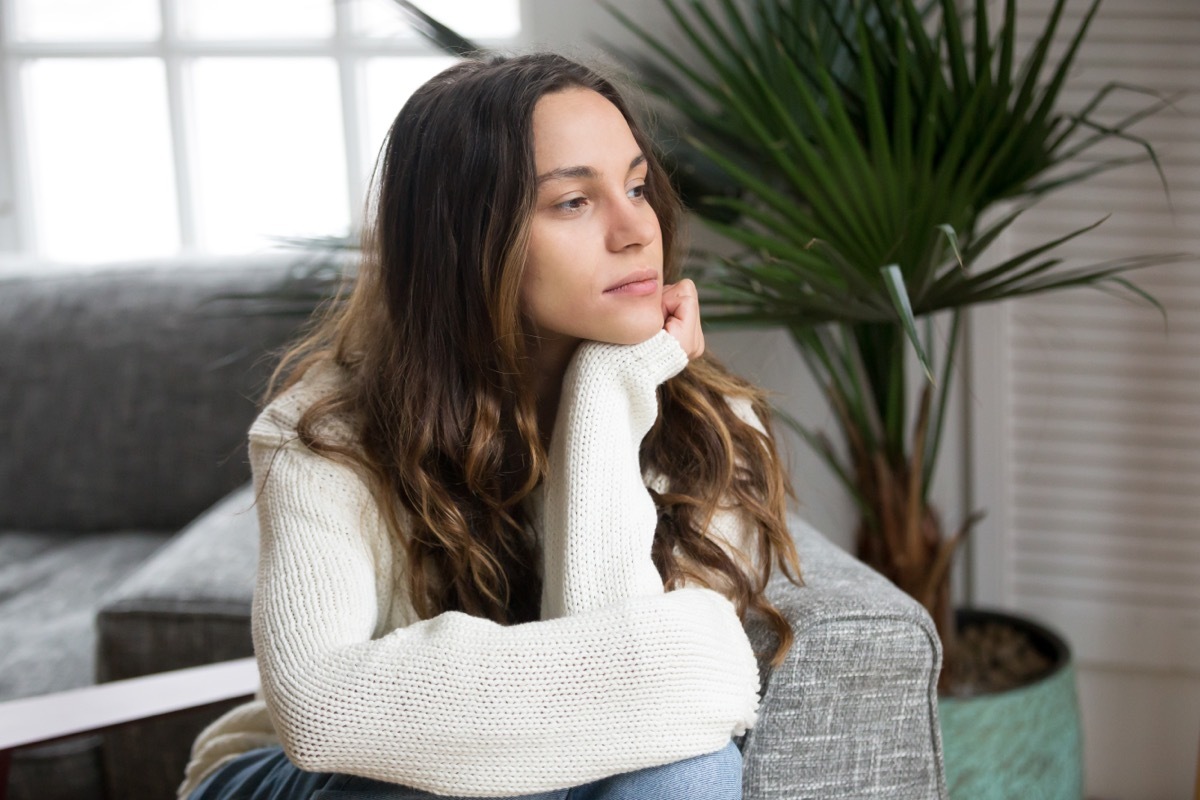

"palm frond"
[388,0,482,56]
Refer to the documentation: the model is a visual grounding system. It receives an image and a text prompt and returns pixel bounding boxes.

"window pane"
[12,0,159,41]
[351,0,520,40]
[177,0,333,39]
[361,56,456,182]
[24,59,179,261]
[191,58,349,254]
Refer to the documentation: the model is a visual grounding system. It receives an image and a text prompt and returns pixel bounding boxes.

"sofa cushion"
[0,528,169,700]
[0,255,305,533]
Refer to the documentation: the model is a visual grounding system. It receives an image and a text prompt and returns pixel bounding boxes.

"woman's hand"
[662,279,705,360]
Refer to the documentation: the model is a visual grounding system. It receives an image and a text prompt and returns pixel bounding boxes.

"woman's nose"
[605,196,659,252]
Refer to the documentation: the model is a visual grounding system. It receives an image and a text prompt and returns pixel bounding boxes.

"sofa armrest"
[0,659,258,754]
[741,515,947,800]
[96,483,258,682]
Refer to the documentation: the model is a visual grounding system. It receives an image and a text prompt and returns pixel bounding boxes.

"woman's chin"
[604,321,668,346]
[575,307,669,346]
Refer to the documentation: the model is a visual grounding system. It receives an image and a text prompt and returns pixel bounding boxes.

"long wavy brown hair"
[266,53,803,668]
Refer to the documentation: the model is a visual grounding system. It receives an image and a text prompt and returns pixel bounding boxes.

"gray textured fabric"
[0,528,169,700]
[96,482,259,667]
[742,515,947,799]
[0,255,305,532]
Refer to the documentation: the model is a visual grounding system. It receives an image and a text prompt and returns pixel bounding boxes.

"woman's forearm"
[538,330,689,619]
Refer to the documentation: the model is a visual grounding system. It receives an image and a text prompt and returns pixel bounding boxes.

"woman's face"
[520,87,665,349]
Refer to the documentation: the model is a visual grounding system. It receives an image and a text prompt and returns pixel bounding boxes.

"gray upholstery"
[0,529,171,800]
[0,255,306,533]
[1,256,947,800]
[0,529,168,700]
[744,517,946,798]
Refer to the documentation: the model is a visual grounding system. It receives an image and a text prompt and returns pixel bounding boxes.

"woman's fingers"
[662,279,705,360]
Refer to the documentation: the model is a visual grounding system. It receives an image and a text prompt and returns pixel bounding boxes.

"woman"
[179,52,803,800]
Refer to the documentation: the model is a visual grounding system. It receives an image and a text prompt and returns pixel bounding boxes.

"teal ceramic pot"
[938,608,1083,800]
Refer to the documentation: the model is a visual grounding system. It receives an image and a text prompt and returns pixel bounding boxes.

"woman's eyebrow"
[536,153,646,187]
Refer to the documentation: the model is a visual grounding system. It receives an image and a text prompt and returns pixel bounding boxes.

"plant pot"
[938,608,1083,800]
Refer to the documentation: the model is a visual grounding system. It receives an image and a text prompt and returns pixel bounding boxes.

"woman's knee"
[587,740,743,800]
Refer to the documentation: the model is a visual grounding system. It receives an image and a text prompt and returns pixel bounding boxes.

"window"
[0,0,522,261]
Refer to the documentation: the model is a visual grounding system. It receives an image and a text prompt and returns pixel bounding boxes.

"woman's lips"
[604,278,659,296]
[604,269,660,296]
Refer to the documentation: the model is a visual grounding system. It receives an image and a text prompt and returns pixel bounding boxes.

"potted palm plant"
[605,0,1177,668]
[600,0,1186,795]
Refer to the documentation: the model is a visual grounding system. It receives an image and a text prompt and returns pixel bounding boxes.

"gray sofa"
[0,256,947,800]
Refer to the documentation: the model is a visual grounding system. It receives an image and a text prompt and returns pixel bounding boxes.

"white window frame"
[0,1,527,259]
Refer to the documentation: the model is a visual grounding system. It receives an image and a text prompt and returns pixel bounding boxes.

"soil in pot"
[943,615,1055,697]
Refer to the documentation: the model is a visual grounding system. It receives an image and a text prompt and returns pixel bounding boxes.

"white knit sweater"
[177,330,763,799]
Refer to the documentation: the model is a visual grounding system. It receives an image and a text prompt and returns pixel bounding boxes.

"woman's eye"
[628,183,647,200]
[556,196,588,212]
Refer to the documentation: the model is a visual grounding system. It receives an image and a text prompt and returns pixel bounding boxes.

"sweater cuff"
[571,329,689,390]
[629,329,691,385]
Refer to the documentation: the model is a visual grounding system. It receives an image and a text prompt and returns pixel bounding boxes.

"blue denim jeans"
[189,740,743,800]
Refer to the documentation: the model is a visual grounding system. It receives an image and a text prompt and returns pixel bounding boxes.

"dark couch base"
[9,736,105,800]
[101,701,251,800]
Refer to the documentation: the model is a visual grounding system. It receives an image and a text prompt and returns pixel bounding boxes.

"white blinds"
[974,0,1200,673]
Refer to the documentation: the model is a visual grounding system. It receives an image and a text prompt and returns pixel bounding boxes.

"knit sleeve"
[538,334,771,607]
[248,422,760,797]
[538,329,690,619]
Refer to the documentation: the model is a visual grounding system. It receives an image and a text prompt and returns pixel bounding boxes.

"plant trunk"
[853,458,960,693]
